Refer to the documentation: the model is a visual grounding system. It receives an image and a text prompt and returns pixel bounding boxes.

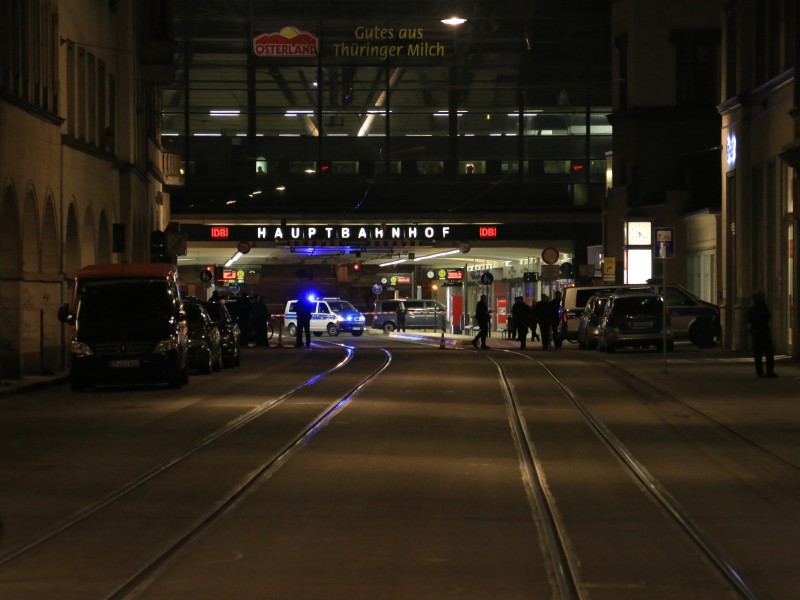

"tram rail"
[0,345,389,587]
[492,349,764,600]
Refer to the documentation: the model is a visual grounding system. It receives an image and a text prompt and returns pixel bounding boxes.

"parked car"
[577,295,609,349]
[198,300,240,368]
[561,283,719,347]
[184,302,223,374]
[597,292,673,353]
[284,297,365,337]
[57,263,189,391]
[372,299,446,333]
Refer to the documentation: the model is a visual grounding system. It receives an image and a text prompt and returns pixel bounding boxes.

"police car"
[283,296,366,337]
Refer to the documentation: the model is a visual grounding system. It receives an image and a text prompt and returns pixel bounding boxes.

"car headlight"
[70,340,94,356]
[155,337,179,352]
[356,316,365,323]
[335,315,345,322]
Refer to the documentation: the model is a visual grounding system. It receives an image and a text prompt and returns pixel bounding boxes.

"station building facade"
[163,1,613,259]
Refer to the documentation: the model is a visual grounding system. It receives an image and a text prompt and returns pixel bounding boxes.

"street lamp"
[441,16,467,26]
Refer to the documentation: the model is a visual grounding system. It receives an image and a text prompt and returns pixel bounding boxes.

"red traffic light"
[352,262,362,271]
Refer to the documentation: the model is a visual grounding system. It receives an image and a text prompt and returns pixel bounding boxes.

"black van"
[373,299,446,332]
[57,263,190,391]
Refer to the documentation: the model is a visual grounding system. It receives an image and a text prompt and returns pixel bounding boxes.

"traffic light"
[352,262,362,272]
[150,230,167,262]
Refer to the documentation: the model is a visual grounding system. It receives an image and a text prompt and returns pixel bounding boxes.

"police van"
[283,297,365,337]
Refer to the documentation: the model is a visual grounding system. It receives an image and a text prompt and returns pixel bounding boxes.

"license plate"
[110,359,140,368]
[352,327,363,331]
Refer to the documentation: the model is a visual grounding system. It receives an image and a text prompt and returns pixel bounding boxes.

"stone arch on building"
[97,210,112,263]
[1,183,21,273]
[22,185,41,273]
[41,194,59,274]
[64,202,82,277]
[1,182,22,378]
[81,204,97,268]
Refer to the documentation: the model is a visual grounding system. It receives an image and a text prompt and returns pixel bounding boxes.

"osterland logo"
[253,26,319,57]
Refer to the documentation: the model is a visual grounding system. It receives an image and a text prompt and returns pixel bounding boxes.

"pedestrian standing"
[295,295,313,348]
[396,301,407,332]
[747,291,777,378]
[551,291,563,349]
[250,295,271,347]
[507,301,515,340]
[511,296,530,349]
[533,294,552,349]
[471,294,491,349]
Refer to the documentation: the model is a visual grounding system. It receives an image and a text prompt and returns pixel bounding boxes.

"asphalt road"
[1,332,798,599]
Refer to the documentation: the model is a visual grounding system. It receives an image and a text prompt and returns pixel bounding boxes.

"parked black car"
[184,301,223,374]
[203,300,241,367]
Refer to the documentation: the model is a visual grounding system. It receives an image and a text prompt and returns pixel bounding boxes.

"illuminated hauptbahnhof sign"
[181,223,512,244]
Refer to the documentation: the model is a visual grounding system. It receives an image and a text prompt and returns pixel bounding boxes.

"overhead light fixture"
[379,258,407,267]
[209,110,240,117]
[224,252,243,267]
[413,249,461,261]
[441,16,467,26]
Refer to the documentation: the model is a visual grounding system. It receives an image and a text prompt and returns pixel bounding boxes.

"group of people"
[471,291,564,351]
[508,291,563,350]
[208,291,272,347]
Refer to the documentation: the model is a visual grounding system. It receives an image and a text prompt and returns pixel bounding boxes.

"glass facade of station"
[164,0,612,214]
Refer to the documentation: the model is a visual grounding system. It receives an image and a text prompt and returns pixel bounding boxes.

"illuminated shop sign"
[439,268,463,281]
[253,25,447,60]
[253,27,319,57]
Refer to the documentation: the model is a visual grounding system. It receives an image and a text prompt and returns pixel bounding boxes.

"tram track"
[0,346,391,595]
[491,351,763,600]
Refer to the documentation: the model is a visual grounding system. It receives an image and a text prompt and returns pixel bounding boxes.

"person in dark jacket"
[396,301,407,332]
[551,290,563,349]
[533,294,553,349]
[747,291,777,378]
[511,296,530,349]
[471,294,491,349]
[250,295,271,347]
[295,295,313,348]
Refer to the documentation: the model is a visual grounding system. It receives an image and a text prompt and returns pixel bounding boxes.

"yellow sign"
[603,257,616,275]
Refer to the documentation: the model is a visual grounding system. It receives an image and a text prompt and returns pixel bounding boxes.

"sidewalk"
[3,332,797,398]
[0,372,69,399]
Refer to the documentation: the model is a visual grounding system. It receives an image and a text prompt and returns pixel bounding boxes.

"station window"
[418,160,444,175]
[329,161,359,175]
[459,160,486,175]
[544,160,571,175]
[289,161,317,175]
[373,160,401,175]
[255,157,267,175]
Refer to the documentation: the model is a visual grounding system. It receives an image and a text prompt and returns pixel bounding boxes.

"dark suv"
[597,292,673,353]
[372,299,446,332]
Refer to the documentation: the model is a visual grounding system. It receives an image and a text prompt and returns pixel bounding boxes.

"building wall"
[0,0,171,379]
[608,0,722,297]
[719,0,798,356]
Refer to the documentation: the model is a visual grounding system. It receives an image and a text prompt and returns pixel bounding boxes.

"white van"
[284,297,365,337]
